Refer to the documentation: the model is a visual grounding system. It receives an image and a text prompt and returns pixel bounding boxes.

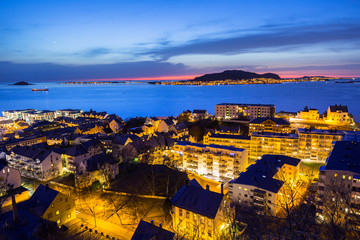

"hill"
[192,70,281,82]
[13,81,33,85]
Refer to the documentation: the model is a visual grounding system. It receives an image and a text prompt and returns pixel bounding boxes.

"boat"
[32,88,49,91]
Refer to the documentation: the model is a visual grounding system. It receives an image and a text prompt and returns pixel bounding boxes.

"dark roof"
[131,220,175,240]
[113,134,140,145]
[9,143,48,158]
[86,153,118,172]
[217,103,275,107]
[208,133,250,140]
[171,179,223,219]
[329,105,348,113]
[64,144,88,157]
[230,155,301,193]
[193,109,207,114]
[176,141,245,152]
[27,184,59,217]
[33,149,54,163]
[0,164,6,171]
[249,117,290,125]
[324,141,360,174]
[297,128,344,136]
[251,132,299,139]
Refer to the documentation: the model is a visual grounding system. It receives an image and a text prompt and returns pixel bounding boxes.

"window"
[349,176,352,180]
[56,210,60,215]
[57,219,61,225]
[51,204,54,208]
[244,188,248,191]
[66,204,71,210]
[179,209,183,217]
[48,213,52,218]
[334,174,338,177]
[57,198,62,202]
[268,193,272,197]
[343,175,346,179]
[67,213,71,219]
[244,194,248,197]
[268,200,271,204]
[186,211,190,219]
[65,197,68,203]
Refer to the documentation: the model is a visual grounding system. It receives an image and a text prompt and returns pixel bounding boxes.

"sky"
[0,0,360,82]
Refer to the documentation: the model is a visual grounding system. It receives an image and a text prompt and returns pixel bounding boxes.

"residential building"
[25,184,76,226]
[55,109,83,119]
[23,110,56,123]
[250,132,299,163]
[296,108,320,120]
[297,128,344,163]
[316,141,360,223]
[6,145,63,181]
[215,103,275,120]
[131,220,175,240]
[174,141,248,179]
[171,179,226,239]
[326,105,350,124]
[0,164,21,195]
[229,155,301,215]
[192,109,210,121]
[5,135,47,151]
[2,109,36,120]
[204,133,251,152]
[248,117,291,135]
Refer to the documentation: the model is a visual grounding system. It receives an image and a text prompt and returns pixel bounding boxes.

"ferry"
[32,88,49,91]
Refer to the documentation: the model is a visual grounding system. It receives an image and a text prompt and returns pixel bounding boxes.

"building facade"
[215,103,275,120]
[248,117,291,135]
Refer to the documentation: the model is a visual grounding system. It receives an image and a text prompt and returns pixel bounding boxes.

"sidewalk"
[65,211,136,240]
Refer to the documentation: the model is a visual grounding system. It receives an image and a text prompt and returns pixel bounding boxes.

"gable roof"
[171,179,223,219]
[329,105,348,113]
[27,184,59,217]
[230,155,300,193]
[131,220,175,240]
[193,109,207,114]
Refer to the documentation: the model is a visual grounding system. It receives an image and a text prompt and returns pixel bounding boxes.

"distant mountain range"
[191,70,281,81]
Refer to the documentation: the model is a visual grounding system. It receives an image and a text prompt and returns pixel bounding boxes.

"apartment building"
[171,179,226,239]
[316,141,360,223]
[174,141,248,179]
[296,108,320,120]
[250,132,299,163]
[204,132,251,152]
[298,128,344,163]
[215,103,275,120]
[326,105,350,124]
[229,155,301,215]
[248,117,291,135]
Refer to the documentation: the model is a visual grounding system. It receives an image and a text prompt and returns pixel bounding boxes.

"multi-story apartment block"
[2,109,36,120]
[204,133,251,152]
[316,141,360,223]
[229,155,301,216]
[171,179,227,239]
[250,132,299,163]
[296,108,320,120]
[249,117,291,135]
[192,109,210,121]
[326,105,350,124]
[23,110,56,123]
[215,103,275,120]
[174,141,248,179]
[6,145,63,181]
[55,109,83,119]
[298,128,344,163]
[5,135,47,151]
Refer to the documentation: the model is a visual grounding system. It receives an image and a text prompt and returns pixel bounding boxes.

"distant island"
[13,81,33,85]
[61,81,126,84]
[151,70,332,85]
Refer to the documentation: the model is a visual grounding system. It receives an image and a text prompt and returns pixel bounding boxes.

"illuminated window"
[343,175,346,179]
[56,210,60,215]
[179,209,183,217]
[51,204,54,208]
[57,219,61,225]
[67,213,71,219]
[334,174,338,177]
[244,188,248,191]
[349,176,352,180]
[66,204,71,210]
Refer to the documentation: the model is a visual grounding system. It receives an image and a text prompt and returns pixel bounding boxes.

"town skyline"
[1,0,360,82]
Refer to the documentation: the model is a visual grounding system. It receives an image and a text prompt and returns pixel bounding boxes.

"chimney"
[159,223,163,230]
[151,220,154,228]
[206,184,210,191]
[221,182,224,195]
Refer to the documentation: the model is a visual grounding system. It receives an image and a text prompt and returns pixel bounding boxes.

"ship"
[32,88,49,91]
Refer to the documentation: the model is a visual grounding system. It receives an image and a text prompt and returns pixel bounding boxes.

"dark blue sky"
[1,0,359,81]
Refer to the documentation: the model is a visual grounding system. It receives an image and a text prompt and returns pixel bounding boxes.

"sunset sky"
[1,0,360,82]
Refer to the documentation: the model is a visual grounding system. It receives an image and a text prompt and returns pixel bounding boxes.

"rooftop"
[324,141,360,174]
